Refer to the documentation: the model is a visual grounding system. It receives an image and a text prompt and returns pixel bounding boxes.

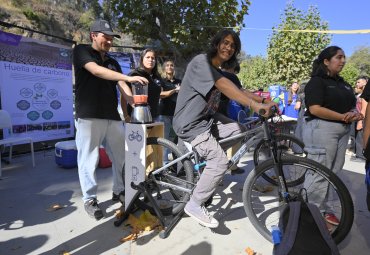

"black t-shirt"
[159,77,181,116]
[304,75,356,122]
[173,54,224,142]
[218,71,242,116]
[73,44,121,120]
[360,80,370,102]
[127,68,163,118]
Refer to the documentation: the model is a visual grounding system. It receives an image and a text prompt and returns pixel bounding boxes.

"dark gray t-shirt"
[173,54,224,142]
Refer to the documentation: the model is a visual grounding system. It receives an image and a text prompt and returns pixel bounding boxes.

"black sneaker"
[112,190,125,203]
[84,198,103,220]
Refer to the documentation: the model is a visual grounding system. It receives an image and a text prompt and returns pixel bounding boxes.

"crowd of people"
[73,19,369,226]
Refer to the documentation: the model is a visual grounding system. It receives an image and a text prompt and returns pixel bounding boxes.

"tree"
[340,62,360,87]
[348,46,370,77]
[110,0,250,63]
[238,56,270,91]
[267,2,331,85]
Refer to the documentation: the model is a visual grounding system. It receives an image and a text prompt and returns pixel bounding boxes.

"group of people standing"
[73,19,368,227]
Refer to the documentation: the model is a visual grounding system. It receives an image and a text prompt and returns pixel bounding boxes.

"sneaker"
[112,190,125,203]
[184,200,219,228]
[324,213,339,226]
[84,198,103,220]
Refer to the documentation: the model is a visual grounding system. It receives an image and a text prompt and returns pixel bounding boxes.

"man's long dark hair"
[206,29,241,67]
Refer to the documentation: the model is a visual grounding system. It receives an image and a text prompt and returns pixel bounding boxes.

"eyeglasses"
[221,39,236,50]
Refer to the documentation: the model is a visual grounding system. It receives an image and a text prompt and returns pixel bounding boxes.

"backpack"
[273,201,340,255]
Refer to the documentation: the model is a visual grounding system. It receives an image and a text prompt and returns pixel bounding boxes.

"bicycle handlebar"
[258,106,279,118]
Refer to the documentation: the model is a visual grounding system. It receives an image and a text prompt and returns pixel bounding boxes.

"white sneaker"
[184,200,219,228]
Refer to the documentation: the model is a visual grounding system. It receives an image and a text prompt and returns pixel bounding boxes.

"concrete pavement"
[0,149,369,255]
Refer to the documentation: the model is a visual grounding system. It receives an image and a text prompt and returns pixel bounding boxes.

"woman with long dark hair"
[122,48,163,121]
[302,46,363,229]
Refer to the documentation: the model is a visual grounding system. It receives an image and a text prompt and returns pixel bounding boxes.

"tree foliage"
[238,56,270,91]
[340,62,360,86]
[267,2,331,85]
[347,46,370,77]
[110,0,250,62]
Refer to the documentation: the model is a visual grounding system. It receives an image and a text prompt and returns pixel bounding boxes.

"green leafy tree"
[110,0,250,63]
[267,2,331,85]
[348,46,370,77]
[239,56,270,91]
[340,62,360,87]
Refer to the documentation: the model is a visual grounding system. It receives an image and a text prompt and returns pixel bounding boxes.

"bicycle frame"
[150,117,267,194]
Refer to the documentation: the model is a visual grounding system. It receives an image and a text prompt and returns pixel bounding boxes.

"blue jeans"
[302,118,350,212]
[75,118,125,202]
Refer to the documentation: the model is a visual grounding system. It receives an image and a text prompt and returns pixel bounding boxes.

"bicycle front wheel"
[253,133,305,186]
[253,133,305,166]
[243,156,354,244]
[134,137,194,216]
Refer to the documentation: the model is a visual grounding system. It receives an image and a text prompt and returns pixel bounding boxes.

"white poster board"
[125,122,163,209]
[0,30,74,142]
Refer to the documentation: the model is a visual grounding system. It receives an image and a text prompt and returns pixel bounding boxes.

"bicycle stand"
[113,181,184,239]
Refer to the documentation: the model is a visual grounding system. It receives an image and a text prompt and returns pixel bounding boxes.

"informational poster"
[0,29,74,143]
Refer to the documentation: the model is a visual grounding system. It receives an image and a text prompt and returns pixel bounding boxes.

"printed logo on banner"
[47,89,58,99]
[50,100,62,110]
[34,82,47,93]
[42,110,54,120]
[27,111,40,121]
[17,100,31,110]
[20,88,33,98]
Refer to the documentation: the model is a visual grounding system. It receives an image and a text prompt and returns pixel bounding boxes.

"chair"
[0,110,35,178]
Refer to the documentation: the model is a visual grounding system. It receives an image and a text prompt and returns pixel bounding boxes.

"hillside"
[0,0,138,49]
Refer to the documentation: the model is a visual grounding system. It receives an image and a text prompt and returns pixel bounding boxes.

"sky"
[241,0,370,57]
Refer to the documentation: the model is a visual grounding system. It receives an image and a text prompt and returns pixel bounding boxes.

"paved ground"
[0,149,369,255]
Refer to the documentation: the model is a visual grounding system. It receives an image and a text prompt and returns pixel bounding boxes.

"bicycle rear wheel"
[134,137,194,216]
[243,156,354,244]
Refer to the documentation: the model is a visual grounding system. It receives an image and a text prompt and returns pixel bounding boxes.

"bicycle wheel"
[254,133,305,165]
[243,156,354,244]
[134,137,194,216]
[253,133,305,186]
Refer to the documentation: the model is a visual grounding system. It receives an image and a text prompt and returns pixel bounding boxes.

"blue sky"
[241,0,370,57]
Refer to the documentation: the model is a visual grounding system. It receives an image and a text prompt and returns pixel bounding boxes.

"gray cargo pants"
[190,113,246,205]
[302,118,350,212]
